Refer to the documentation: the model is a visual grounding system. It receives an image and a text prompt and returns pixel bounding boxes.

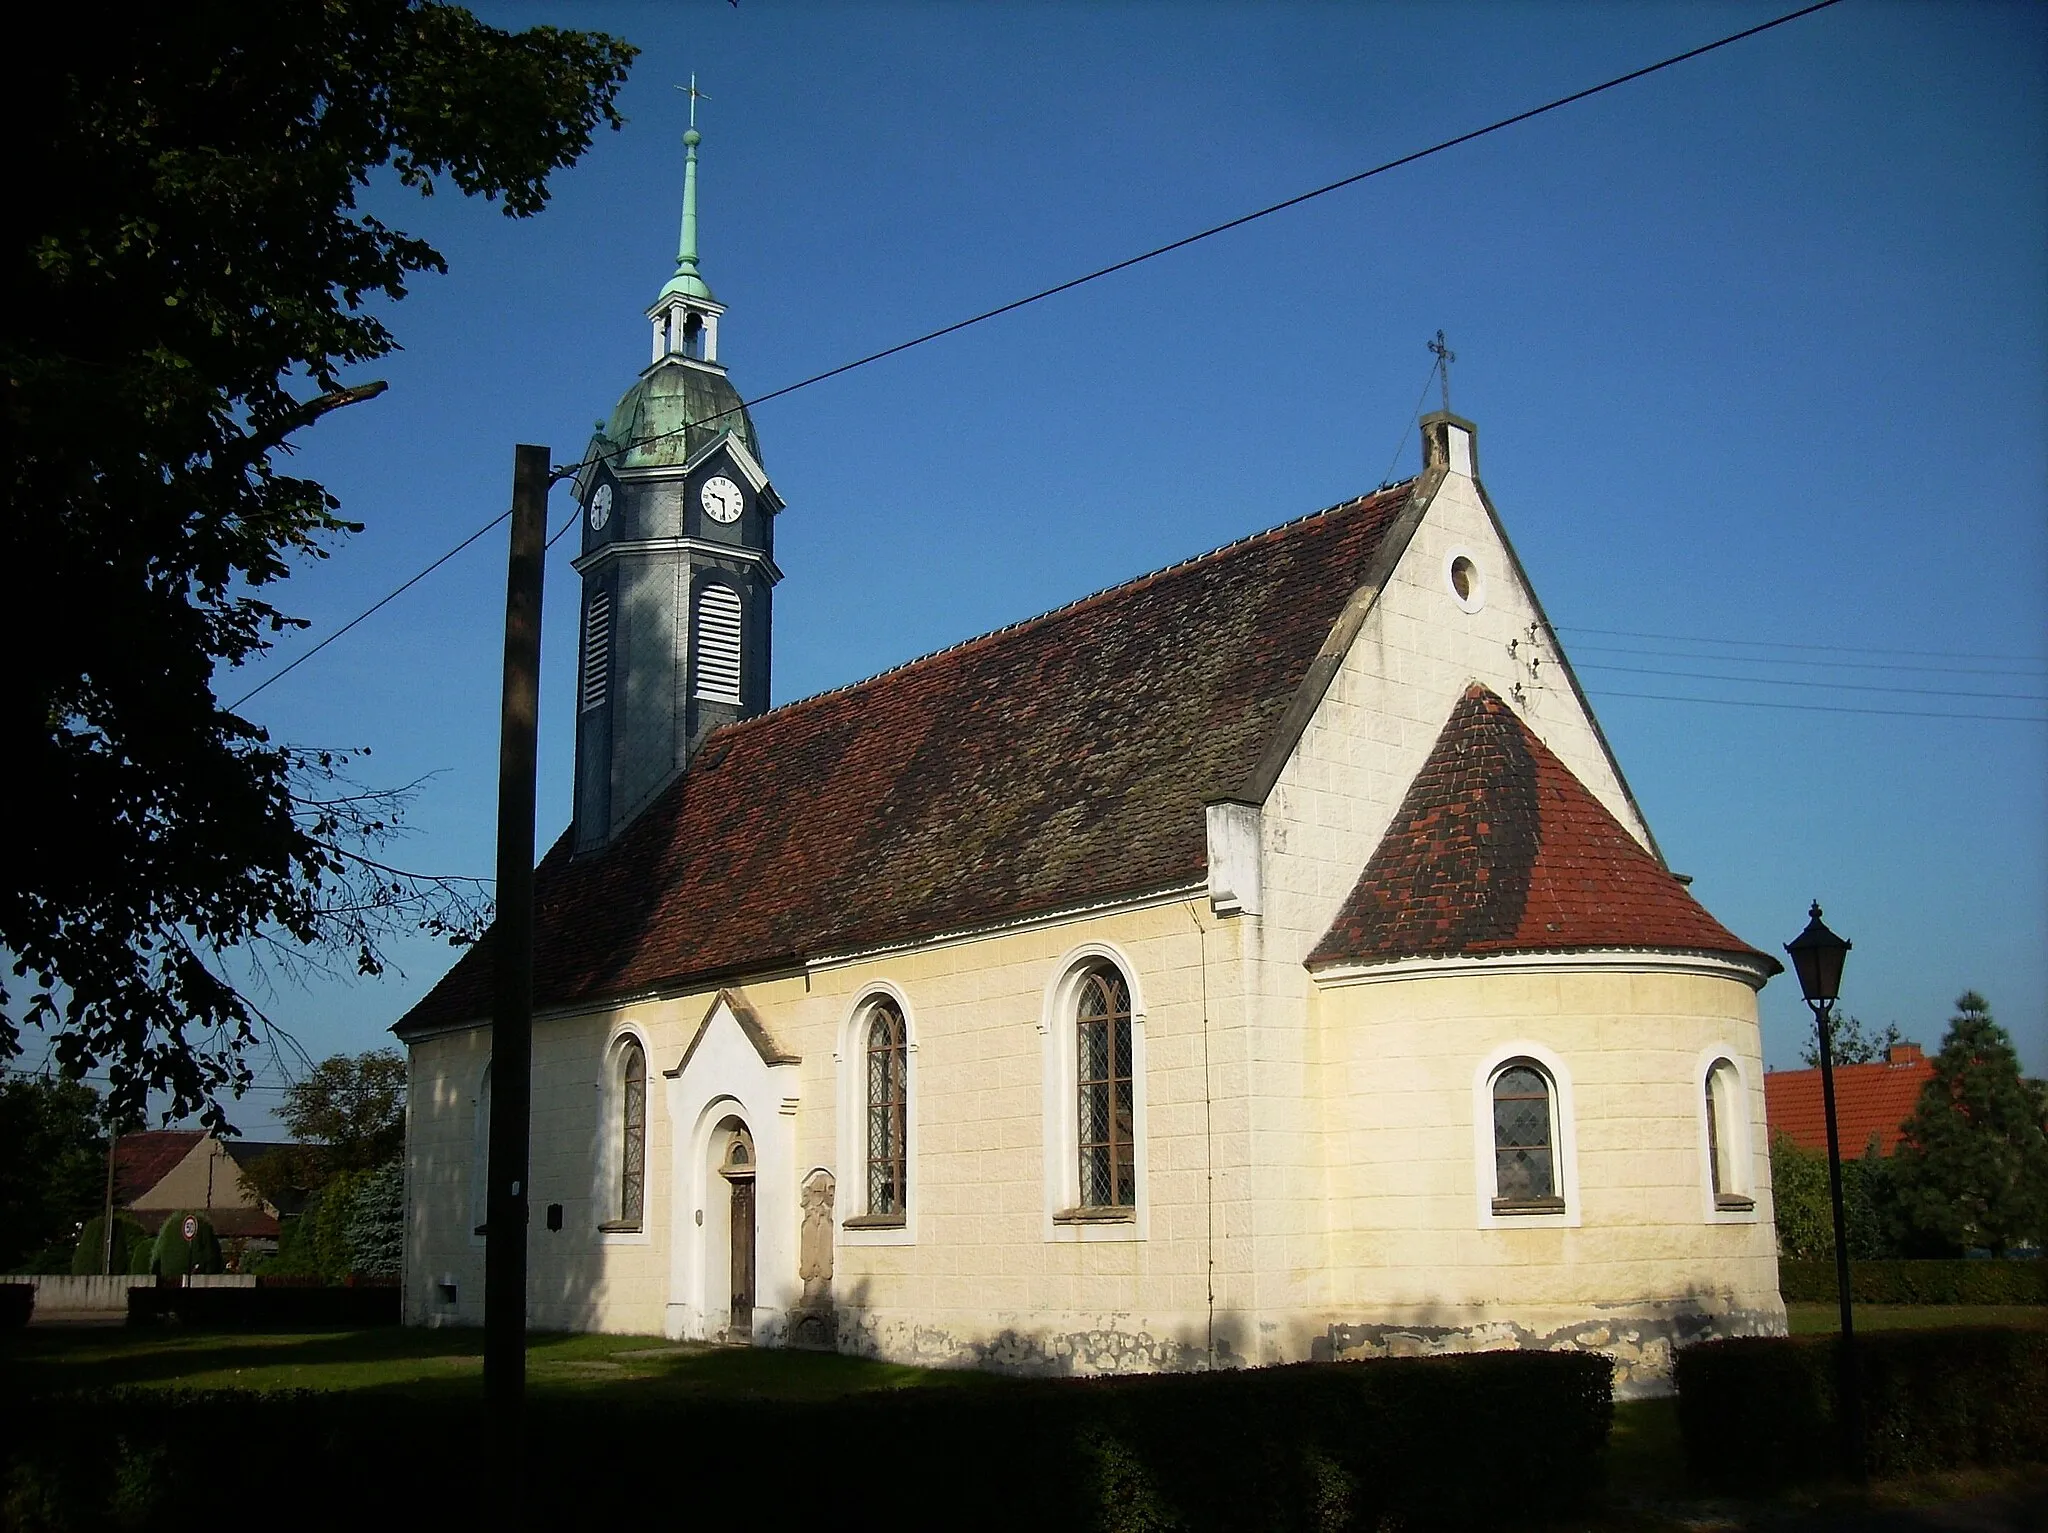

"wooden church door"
[729,1174,756,1339]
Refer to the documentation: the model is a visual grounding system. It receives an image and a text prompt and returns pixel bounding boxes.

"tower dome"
[592,364,760,475]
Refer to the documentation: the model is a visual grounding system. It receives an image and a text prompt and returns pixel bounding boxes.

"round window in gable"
[1444,548,1485,613]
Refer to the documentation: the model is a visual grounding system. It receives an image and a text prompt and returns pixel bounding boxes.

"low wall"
[8,1274,257,1312]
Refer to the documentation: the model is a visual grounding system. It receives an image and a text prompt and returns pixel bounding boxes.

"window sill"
[1714,1195,1756,1213]
[1054,1206,1137,1225]
[597,1219,643,1234]
[1490,1197,1567,1216]
[841,1214,907,1230]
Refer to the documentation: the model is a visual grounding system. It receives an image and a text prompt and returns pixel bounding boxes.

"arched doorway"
[715,1121,756,1341]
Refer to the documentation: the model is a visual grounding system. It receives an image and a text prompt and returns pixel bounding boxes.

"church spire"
[660,77,714,304]
[648,78,724,367]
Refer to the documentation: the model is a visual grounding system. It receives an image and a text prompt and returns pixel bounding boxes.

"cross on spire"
[678,75,710,131]
[1428,330,1456,416]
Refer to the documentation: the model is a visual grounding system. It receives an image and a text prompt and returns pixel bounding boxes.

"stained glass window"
[1492,1064,1556,1205]
[620,1040,646,1227]
[1077,969,1135,1209]
[866,1001,907,1217]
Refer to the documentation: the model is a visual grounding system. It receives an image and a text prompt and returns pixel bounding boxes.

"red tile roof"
[1764,1045,1934,1156]
[113,1130,203,1206]
[1308,686,1772,969]
[399,483,1423,1034]
[128,1205,281,1240]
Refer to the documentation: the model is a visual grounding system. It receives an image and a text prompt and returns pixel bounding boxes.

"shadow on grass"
[0,1325,978,1404]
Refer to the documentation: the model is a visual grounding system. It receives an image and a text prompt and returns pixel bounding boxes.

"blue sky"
[175,1,2045,1129]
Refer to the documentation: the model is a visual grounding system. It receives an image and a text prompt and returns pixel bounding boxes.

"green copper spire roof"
[659,80,714,303]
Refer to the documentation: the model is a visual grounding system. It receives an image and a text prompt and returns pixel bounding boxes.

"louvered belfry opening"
[693,581,743,704]
[581,590,612,711]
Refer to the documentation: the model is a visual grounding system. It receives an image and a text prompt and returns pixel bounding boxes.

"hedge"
[1777,1258,2048,1306]
[126,1283,399,1329]
[1676,1327,2048,1488]
[0,1350,1610,1531]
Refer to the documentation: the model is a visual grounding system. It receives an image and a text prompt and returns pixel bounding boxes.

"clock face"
[700,475,744,524]
[587,482,613,532]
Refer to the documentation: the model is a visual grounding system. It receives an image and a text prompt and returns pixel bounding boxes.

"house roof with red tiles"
[1308,686,1774,971]
[113,1130,203,1206]
[127,1205,281,1240]
[1764,1044,1934,1157]
[399,481,1427,1035]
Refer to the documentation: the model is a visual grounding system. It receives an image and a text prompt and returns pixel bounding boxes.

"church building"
[394,121,1788,1395]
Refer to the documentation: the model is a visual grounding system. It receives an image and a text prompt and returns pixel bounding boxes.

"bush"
[0,1351,1611,1531]
[344,1161,402,1278]
[147,1213,224,1279]
[1676,1327,2048,1487]
[67,1214,148,1276]
[0,1284,33,1328]
[1777,1258,2048,1306]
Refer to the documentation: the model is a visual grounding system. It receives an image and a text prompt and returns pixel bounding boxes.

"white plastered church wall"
[785,902,1237,1373]
[402,1004,682,1337]
[1229,451,1782,1388]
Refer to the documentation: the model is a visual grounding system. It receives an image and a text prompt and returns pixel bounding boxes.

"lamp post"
[1784,901,1862,1480]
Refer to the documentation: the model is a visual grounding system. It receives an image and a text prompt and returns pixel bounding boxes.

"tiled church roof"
[1308,686,1772,970]
[398,482,1422,1034]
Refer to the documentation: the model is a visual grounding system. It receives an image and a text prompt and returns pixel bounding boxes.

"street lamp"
[1784,900,1862,1479]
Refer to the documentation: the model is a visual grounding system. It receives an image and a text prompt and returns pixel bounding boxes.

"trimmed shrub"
[1677,1327,2048,1488]
[0,1351,1611,1531]
[67,1213,147,1276]
[1777,1258,2048,1306]
[0,1284,33,1328]
[147,1213,224,1279]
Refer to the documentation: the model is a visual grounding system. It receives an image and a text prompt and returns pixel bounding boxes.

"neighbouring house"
[1763,1043,1933,1158]
[115,1130,301,1251]
[393,121,1789,1397]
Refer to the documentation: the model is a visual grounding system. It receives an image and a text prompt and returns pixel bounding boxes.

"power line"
[1575,661,2048,704]
[1585,688,2047,724]
[233,0,1847,703]
[564,0,1846,483]
[228,508,512,711]
[1557,625,2048,668]
[1569,641,2047,680]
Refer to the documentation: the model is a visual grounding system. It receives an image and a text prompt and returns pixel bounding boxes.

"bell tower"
[570,86,784,855]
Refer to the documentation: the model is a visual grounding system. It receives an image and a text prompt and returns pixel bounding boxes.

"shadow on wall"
[1309,1283,1786,1399]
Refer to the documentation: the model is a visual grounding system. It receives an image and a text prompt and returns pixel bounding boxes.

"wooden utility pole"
[100,1111,119,1274]
[485,445,549,1429]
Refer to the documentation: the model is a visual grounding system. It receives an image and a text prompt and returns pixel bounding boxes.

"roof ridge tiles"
[708,481,1417,742]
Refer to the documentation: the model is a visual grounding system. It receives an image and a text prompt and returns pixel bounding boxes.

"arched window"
[865,1001,907,1218]
[1077,968,1136,1210]
[1704,1058,1754,1212]
[618,1039,647,1228]
[1491,1062,1563,1213]
[692,582,743,704]
[581,590,612,712]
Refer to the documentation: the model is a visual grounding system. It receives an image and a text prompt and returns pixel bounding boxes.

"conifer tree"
[1890,992,2048,1255]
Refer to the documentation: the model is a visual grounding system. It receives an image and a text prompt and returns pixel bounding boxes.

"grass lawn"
[0,1323,969,1401]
